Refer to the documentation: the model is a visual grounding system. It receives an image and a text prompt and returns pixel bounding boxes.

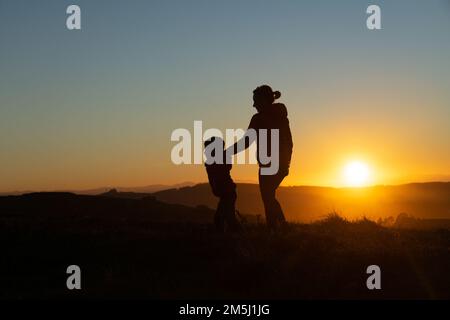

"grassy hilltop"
[1,193,449,299]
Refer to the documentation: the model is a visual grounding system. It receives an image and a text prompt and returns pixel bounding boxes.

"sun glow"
[343,161,371,187]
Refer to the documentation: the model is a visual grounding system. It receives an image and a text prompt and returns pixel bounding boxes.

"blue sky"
[1,0,449,191]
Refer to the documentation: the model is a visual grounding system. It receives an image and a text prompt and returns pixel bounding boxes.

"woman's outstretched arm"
[225,115,258,163]
[226,130,257,155]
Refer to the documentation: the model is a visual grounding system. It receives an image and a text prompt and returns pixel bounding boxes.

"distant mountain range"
[0,182,195,196]
[1,182,449,229]
[2,182,449,224]
[151,182,450,222]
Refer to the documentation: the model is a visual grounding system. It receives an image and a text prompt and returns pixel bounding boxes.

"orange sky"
[1,1,449,192]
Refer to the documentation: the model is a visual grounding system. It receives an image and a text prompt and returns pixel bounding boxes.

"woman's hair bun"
[253,85,281,102]
[273,91,281,100]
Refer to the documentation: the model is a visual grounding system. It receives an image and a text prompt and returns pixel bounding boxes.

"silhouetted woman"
[228,85,293,229]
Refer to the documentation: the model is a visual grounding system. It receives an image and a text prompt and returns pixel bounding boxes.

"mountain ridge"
[151,182,450,222]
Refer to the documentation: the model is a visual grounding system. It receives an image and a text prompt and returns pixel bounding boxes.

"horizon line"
[1,180,450,196]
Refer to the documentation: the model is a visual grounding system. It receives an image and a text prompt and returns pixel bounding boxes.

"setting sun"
[343,161,371,187]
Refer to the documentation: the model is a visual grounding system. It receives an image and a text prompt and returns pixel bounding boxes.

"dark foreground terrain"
[0,193,449,299]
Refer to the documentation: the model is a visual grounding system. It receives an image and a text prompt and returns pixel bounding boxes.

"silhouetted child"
[204,137,240,233]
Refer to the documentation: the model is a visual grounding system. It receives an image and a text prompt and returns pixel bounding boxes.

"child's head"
[204,136,225,164]
[204,136,225,148]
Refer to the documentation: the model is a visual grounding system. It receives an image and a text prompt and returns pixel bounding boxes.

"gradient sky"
[1,0,450,192]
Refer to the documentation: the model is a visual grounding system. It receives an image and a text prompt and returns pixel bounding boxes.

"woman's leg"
[259,174,277,228]
[259,171,286,229]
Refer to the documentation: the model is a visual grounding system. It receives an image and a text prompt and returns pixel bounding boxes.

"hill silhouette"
[0,182,195,196]
[0,192,213,223]
[152,182,450,223]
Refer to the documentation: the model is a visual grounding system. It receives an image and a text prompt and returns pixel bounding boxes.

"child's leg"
[215,198,225,232]
[223,192,240,232]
